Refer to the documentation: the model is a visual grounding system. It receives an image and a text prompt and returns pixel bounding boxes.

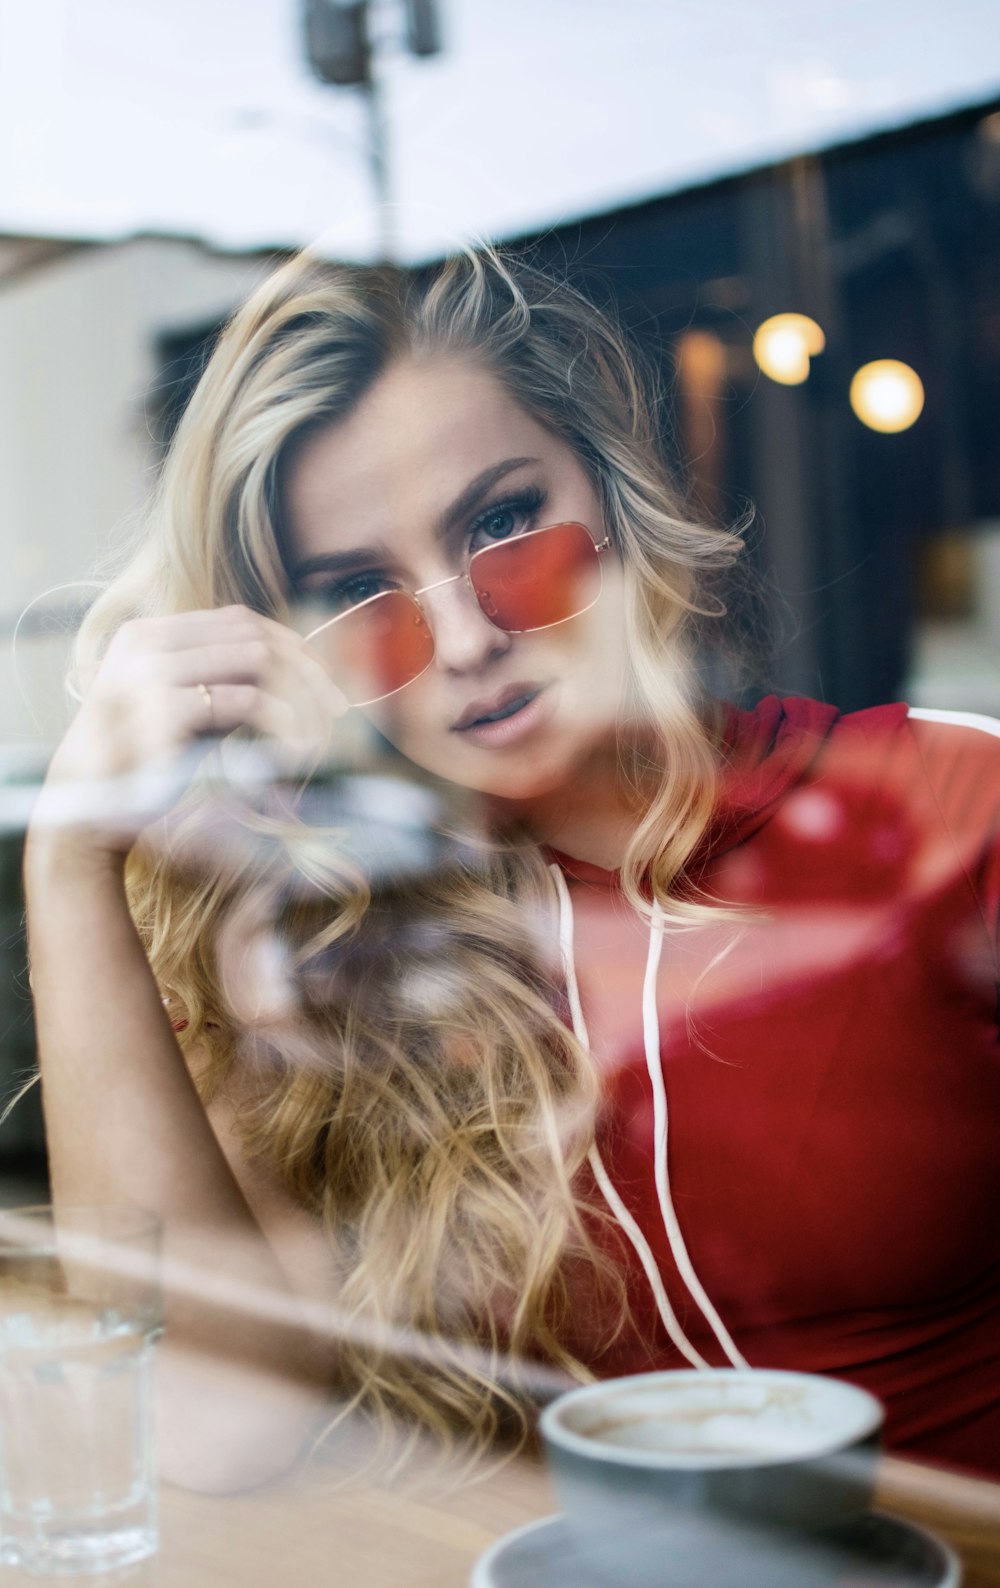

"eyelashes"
[469,485,545,531]
[300,483,549,611]
[313,568,397,612]
[467,486,547,549]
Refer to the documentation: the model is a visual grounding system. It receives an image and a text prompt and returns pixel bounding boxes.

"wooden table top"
[11,1444,996,1588]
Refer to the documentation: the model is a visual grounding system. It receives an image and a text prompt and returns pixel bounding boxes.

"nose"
[419,575,511,676]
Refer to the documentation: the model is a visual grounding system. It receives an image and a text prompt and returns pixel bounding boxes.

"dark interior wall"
[517,98,1000,710]
[0,828,44,1178]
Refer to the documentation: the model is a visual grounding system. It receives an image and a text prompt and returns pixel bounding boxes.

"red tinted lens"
[310,590,434,706]
[469,522,602,632]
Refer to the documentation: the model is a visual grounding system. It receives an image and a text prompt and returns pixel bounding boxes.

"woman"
[24,249,1000,1490]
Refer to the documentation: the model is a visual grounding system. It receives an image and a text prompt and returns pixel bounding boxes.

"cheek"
[361,688,441,767]
[566,572,631,703]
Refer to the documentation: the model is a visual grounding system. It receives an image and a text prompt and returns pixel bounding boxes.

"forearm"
[29,839,213,1200]
[24,834,333,1489]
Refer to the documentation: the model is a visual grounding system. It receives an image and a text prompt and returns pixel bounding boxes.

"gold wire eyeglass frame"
[302,522,611,707]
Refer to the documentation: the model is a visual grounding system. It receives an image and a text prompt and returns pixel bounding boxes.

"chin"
[382,731,560,801]
[454,742,592,807]
[472,765,570,805]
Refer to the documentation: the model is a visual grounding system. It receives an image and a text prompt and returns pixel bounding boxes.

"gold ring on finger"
[196,682,215,730]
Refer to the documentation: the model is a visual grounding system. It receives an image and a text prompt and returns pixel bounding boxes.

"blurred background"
[1,0,998,1187]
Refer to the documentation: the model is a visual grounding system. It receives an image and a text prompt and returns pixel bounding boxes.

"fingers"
[149,641,274,691]
[103,607,349,750]
[106,606,264,656]
[39,606,355,851]
[175,682,297,745]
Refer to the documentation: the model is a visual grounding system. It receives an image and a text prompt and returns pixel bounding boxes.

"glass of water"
[0,1204,162,1576]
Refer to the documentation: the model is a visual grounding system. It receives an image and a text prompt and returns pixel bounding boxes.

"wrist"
[23,825,129,893]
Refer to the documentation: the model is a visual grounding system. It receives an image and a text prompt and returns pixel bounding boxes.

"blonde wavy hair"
[72,246,743,1457]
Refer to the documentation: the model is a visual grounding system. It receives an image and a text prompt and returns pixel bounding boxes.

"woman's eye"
[469,489,545,552]
[313,570,393,612]
[476,506,519,542]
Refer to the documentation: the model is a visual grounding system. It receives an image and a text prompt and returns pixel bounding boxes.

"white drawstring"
[643,899,749,1370]
[550,863,748,1371]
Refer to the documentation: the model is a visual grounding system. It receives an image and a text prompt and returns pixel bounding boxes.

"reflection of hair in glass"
[74,247,746,1456]
[129,777,623,1460]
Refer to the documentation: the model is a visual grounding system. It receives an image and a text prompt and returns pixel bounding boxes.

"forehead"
[283,355,562,559]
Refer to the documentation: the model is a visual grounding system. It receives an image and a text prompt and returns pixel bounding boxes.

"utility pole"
[303,0,443,261]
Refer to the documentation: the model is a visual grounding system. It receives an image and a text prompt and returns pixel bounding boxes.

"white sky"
[1,0,998,261]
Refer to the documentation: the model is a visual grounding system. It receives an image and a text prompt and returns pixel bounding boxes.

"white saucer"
[470,1510,961,1588]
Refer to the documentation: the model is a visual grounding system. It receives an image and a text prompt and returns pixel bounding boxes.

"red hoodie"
[553,697,1000,1478]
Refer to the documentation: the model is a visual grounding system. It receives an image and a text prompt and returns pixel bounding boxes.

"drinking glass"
[0,1204,162,1576]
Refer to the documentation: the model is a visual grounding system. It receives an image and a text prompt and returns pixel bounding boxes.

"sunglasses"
[303,520,611,708]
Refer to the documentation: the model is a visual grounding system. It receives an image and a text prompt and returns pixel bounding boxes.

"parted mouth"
[451,684,542,732]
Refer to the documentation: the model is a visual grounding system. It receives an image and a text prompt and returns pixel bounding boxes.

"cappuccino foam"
[580,1396,824,1460]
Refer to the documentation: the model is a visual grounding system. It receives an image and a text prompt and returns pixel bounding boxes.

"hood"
[705,693,842,859]
[549,694,910,884]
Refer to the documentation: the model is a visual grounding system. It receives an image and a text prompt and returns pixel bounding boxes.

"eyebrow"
[287,456,540,585]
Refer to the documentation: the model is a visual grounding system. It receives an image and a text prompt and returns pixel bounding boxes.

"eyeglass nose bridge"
[412,567,501,622]
[413,568,469,599]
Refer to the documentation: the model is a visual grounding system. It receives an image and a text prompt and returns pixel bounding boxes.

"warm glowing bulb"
[753,313,826,385]
[849,360,924,433]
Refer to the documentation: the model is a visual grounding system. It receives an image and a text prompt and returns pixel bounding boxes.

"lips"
[451,683,542,733]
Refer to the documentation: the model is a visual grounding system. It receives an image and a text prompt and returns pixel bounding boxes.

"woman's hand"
[29,605,349,865]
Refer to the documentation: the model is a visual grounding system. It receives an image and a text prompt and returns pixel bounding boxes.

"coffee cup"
[539,1369,884,1587]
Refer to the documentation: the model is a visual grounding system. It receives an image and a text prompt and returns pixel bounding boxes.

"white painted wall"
[0,239,270,743]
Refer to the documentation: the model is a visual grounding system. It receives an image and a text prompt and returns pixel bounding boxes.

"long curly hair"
[72,246,744,1457]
